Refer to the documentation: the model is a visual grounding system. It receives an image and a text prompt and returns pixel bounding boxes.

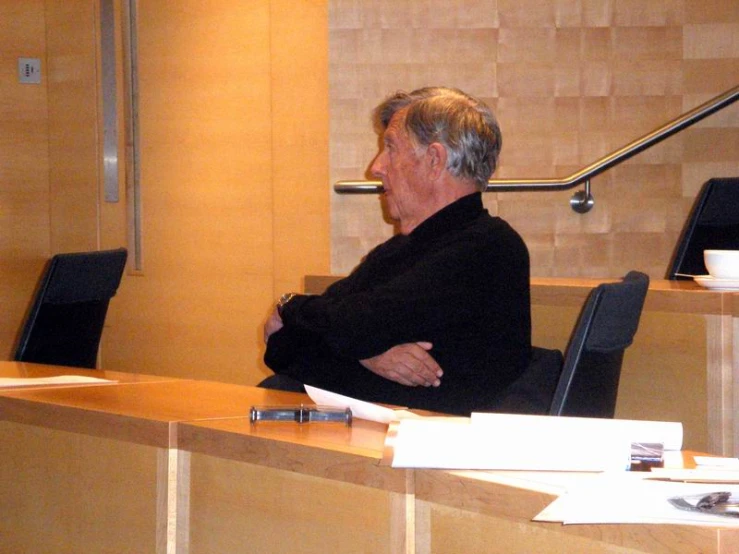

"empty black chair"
[492,271,649,418]
[14,248,128,369]
[667,177,739,279]
[549,271,649,418]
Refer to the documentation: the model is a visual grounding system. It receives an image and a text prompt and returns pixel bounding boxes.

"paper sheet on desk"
[388,414,683,471]
[471,413,684,451]
[304,385,422,424]
[0,375,115,388]
[535,473,739,527]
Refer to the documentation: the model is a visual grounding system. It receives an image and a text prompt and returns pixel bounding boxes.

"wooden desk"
[0,365,181,553]
[0,376,305,554]
[178,414,739,554]
[414,468,739,554]
[305,276,738,456]
[2,368,738,554]
[179,412,410,553]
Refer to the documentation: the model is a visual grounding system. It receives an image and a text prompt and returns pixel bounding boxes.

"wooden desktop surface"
[0,375,308,447]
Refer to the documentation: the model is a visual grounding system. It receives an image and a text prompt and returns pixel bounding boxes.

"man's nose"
[370,151,386,178]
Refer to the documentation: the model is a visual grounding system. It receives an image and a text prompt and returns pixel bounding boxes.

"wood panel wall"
[46,0,103,254]
[0,0,103,360]
[0,1,49,358]
[0,1,330,386]
[328,0,739,279]
[101,0,331,384]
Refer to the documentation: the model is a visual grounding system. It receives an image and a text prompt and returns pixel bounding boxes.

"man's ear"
[426,142,448,180]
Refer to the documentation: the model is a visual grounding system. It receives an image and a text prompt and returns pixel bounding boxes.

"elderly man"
[262,86,530,415]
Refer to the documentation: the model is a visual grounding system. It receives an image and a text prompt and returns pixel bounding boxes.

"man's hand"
[263,308,283,343]
[360,342,443,387]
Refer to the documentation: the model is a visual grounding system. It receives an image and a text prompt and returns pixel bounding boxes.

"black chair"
[492,271,649,418]
[549,271,649,418]
[667,177,739,279]
[13,248,128,369]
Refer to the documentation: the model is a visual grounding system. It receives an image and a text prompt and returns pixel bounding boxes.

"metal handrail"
[334,84,739,212]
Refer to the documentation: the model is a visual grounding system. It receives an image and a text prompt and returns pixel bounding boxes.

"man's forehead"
[385,107,409,140]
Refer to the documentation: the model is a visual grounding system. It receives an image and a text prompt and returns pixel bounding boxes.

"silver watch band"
[277,292,298,315]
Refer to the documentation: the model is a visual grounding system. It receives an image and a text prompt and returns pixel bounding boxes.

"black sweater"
[265,192,531,415]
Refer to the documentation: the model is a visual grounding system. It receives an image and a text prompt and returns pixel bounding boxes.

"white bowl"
[704,250,739,280]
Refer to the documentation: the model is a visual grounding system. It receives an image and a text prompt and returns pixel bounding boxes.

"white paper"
[535,473,739,527]
[694,456,739,469]
[647,467,739,483]
[304,385,421,424]
[388,414,682,471]
[472,412,683,451]
[0,375,115,388]
[389,416,631,471]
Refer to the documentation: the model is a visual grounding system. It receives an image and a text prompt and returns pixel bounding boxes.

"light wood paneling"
[328,0,739,278]
[0,0,117,363]
[188,454,403,554]
[45,0,102,253]
[271,0,331,297]
[101,1,331,385]
[109,0,275,384]
[0,1,50,358]
[0,422,161,554]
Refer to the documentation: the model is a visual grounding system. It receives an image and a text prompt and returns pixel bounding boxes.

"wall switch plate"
[18,58,41,84]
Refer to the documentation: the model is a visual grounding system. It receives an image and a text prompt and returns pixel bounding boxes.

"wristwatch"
[277,292,298,315]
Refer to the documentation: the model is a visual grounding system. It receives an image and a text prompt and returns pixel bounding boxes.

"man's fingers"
[403,354,442,384]
[361,342,443,388]
[387,369,418,387]
[399,360,440,387]
[406,343,443,378]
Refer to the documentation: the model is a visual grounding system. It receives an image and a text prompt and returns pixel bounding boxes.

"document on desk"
[0,375,116,388]
[470,412,684,451]
[386,413,682,471]
[534,473,739,527]
[304,385,422,424]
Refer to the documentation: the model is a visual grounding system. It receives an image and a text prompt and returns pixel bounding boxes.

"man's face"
[370,108,431,232]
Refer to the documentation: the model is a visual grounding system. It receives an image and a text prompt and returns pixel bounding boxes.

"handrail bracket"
[570,180,594,214]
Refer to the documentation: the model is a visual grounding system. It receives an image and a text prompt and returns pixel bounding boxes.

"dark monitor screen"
[668,178,739,279]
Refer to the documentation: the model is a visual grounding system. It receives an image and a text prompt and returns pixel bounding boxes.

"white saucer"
[693,275,739,291]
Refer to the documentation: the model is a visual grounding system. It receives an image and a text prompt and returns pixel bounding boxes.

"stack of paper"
[302,387,683,473]
[535,473,739,526]
[387,413,682,471]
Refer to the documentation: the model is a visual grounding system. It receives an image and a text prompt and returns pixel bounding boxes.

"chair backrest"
[667,177,739,279]
[14,248,128,369]
[549,271,649,418]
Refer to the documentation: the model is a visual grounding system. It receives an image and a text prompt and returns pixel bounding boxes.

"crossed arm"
[264,308,442,387]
